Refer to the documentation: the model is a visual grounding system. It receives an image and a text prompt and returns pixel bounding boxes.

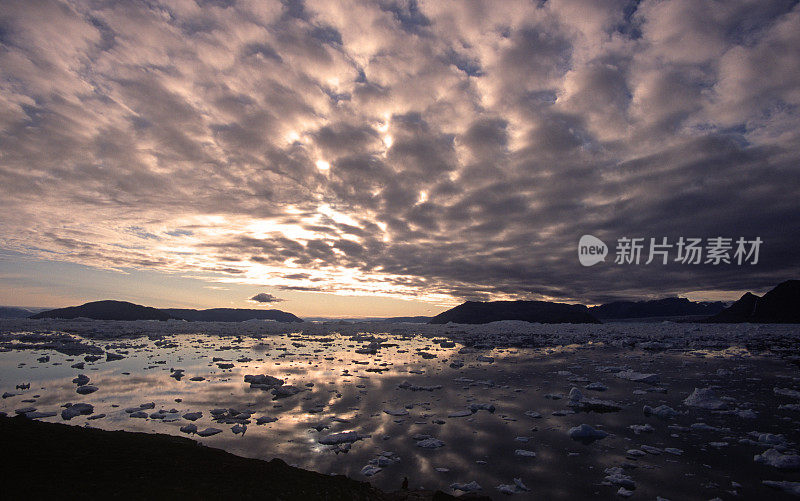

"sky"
[0,0,799,317]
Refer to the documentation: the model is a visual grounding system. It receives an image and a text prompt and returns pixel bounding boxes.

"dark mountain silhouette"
[0,306,38,318]
[429,300,600,324]
[590,297,726,320]
[705,280,800,323]
[31,300,170,321]
[162,308,302,323]
[380,316,431,323]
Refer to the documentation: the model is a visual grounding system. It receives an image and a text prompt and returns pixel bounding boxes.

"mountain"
[429,300,600,324]
[590,297,727,320]
[30,300,171,321]
[0,306,39,318]
[380,316,432,323]
[705,280,800,323]
[162,308,302,323]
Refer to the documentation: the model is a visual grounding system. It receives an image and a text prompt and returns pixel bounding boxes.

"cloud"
[0,0,798,306]
[249,292,285,304]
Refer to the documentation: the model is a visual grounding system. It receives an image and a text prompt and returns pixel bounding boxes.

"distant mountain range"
[162,308,302,323]
[589,297,727,320]
[429,300,600,324]
[27,300,303,323]
[704,280,800,323]
[7,280,798,323]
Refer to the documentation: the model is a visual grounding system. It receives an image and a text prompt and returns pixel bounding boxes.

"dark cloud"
[0,0,797,306]
[249,292,285,303]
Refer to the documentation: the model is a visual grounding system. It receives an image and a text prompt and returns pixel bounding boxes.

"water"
[2,328,800,499]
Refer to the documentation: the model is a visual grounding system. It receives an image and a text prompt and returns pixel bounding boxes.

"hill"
[162,308,302,323]
[30,300,170,321]
[429,300,600,324]
[590,297,726,320]
[705,280,800,323]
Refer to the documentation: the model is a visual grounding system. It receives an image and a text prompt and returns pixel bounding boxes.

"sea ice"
[683,388,726,410]
[197,427,222,437]
[61,403,93,420]
[615,370,659,384]
[754,449,800,470]
[568,424,608,443]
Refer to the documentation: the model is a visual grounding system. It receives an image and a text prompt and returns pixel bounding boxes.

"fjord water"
[1,326,800,499]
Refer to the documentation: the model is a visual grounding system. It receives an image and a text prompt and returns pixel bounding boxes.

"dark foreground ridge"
[29,300,304,323]
[429,300,600,324]
[0,416,488,501]
[705,279,800,323]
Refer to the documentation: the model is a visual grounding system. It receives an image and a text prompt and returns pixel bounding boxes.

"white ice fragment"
[569,424,608,442]
[762,480,800,496]
[450,481,481,492]
[615,370,659,384]
[754,449,800,470]
[319,431,368,445]
[383,409,409,416]
[417,438,445,449]
[360,465,381,476]
[197,427,222,437]
[683,387,726,410]
[514,449,536,457]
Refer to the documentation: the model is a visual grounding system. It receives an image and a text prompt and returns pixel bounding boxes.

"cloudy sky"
[1,0,798,316]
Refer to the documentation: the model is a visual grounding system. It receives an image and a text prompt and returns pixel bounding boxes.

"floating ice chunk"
[360,465,381,476]
[643,405,680,418]
[2,392,18,399]
[629,424,654,434]
[129,411,148,418]
[15,406,36,414]
[139,402,155,409]
[524,410,542,419]
[244,374,284,389]
[568,424,608,443]
[417,438,445,449]
[604,467,635,489]
[450,481,481,492]
[231,423,247,435]
[754,449,800,470]
[76,385,98,395]
[180,424,197,434]
[272,385,302,398]
[106,352,124,361]
[86,413,106,420]
[398,380,442,391]
[448,410,473,418]
[568,387,622,413]
[627,449,646,457]
[497,477,530,494]
[615,370,659,384]
[683,387,726,410]
[664,448,684,455]
[774,387,800,399]
[319,431,368,445]
[476,355,494,363]
[72,374,90,386]
[586,382,608,391]
[26,411,57,419]
[617,487,634,497]
[514,449,536,457]
[183,412,202,421]
[61,403,93,420]
[189,376,205,381]
[197,427,222,437]
[762,480,800,496]
[641,445,662,455]
[779,404,800,412]
[468,403,496,413]
[384,409,409,416]
[256,416,278,425]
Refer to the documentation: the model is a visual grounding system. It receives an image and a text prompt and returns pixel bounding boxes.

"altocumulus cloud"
[0,0,798,304]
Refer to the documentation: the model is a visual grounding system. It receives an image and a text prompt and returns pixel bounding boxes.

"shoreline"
[0,415,489,500]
